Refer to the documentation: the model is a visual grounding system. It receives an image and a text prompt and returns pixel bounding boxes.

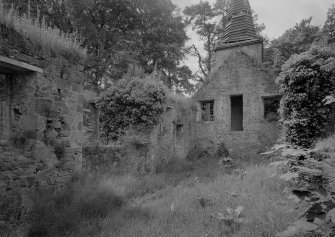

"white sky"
[171,0,334,73]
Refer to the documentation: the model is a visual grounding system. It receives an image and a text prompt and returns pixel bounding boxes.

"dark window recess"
[176,124,183,140]
[264,97,281,122]
[200,101,214,121]
[0,75,8,138]
[231,95,243,131]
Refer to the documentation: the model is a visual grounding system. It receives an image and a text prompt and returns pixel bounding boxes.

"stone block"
[32,142,58,168]
[35,98,54,117]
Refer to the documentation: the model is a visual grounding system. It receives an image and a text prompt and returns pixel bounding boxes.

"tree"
[323,4,335,37]
[269,17,321,73]
[5,0,193,92]
[184,1,226,81]
[277,46,335,147]
[71,0,192,92]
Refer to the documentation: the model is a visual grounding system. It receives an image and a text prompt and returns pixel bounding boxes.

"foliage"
[68,0,190,91]
[3,0,192,92]
[277,46,335,147]
[323,4,335,36]
[0,0,86,60]
[97,73,167,140]
[216,142,229,158]
[268,17,321,72]
[184,1,225,80]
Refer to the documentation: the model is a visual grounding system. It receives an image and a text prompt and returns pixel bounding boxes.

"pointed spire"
[221,0,259,44]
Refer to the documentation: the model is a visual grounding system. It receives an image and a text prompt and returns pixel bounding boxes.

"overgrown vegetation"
[22,162,298,237]
[0,0,86,60]
[277,46,335,147]
[97,72,167,140]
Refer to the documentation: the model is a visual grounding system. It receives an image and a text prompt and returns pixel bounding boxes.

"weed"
[0,0,86,60]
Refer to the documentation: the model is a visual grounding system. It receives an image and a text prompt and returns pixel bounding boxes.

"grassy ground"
[18,157,300,237]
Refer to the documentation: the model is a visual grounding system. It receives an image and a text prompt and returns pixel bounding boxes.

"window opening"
[0,75,9,139]
[200,100,214,122]
[176,124,183,141]
[231,95,243,131]
[264,96,281,122]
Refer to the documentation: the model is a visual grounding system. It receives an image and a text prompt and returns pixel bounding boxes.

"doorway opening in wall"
[231,95,243,131]
[200,100,214,122]
[263,96,281,122]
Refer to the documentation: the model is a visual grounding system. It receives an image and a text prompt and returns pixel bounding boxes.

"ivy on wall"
[277,46,335,147]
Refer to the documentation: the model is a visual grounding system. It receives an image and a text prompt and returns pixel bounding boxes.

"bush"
[97,75,167,140]
[216,142,229,158]
[277,46,335,147]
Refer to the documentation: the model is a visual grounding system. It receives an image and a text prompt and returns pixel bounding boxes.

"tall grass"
[22,162,299,237]
[0,0,86,60]
[75,165,297,237]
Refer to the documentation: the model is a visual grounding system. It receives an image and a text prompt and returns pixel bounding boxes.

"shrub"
[216,142,229,158]
[97,75,167,140]
[0,0,86,60]
[277,46,335,147]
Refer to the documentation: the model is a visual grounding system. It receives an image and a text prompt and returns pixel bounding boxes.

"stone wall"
[83,100,197,174]
[0,31,85,227]
[194,44,280,158]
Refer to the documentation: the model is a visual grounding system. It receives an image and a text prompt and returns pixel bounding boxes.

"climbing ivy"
[97,76,167,141]
[277,46,335,147]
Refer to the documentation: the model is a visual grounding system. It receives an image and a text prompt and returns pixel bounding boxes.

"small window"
[264,96,281,122]
[200,100,214,122]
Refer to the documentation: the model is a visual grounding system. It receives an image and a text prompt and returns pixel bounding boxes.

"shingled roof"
[220,0,260,45]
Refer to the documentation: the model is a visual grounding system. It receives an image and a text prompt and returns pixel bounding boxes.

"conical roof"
[221,0,259,44]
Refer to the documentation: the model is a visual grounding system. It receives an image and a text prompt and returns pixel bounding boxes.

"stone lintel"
[215,39,263,52]
[0,55,43,74]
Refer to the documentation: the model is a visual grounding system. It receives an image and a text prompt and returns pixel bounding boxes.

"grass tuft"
[0,0,86,60]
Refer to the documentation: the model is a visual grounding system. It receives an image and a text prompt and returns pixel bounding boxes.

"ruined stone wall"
[195,44,280,158]
[0,32,85,225]
[148,102,196,170]
[83,101,197,174]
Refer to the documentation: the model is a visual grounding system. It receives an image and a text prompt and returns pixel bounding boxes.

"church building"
[194,0,281,158]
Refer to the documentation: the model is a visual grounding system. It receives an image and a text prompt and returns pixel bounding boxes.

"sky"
[171,0,334,73]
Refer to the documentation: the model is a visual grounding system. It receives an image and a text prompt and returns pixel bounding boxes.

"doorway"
[231,95,243,131]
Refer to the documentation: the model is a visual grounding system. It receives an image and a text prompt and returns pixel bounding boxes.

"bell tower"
[214,0,263,67]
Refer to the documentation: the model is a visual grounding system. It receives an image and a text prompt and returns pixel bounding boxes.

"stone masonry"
[0,29,85,225]
[194,0,280,158]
